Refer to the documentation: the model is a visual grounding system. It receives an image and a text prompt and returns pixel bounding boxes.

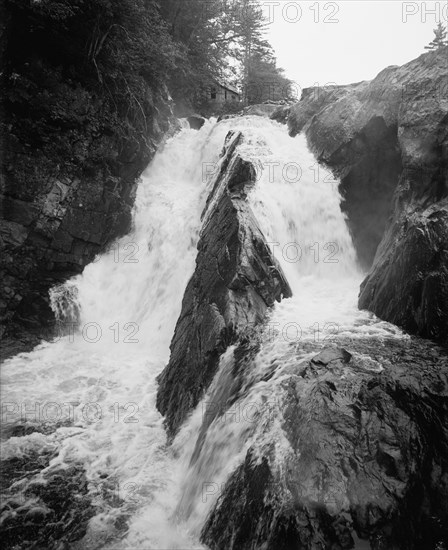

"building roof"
[215,79,240,95]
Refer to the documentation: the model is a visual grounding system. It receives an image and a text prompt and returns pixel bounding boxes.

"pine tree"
[160,0,291,110]
[425,22,448,50]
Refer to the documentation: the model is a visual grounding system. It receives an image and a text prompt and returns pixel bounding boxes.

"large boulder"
[187,114,206,130]
[275,47,448,344]
[243,104,280,117]
[156,131,291,437]
[202,337,448,550]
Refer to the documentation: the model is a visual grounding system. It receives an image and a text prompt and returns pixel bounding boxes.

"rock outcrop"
[202,337,448,550]
[272,47,448,344]
[187,114,206,130]
[242,104,280,118]
[0,0,177,340]
[156,131,291,437]
[0,110,171,338]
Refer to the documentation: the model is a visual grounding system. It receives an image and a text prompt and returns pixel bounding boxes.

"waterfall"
[153,119,405,544]
[0,117,405,549]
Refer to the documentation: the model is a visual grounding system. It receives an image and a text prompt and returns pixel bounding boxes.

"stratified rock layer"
[156,131,291,437]
[273,47,448,343]
[202,338,448,550]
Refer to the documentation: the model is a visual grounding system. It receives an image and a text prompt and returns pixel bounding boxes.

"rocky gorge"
[1,20,448,550]
[155,49,448,549]
[154,122,448,550]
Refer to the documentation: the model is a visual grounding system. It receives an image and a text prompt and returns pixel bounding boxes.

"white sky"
[261,0,448,94]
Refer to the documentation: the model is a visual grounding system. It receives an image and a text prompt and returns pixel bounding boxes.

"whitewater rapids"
[0,116,405,549]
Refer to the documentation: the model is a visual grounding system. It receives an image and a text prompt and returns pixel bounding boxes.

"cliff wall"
[272,48,448,343]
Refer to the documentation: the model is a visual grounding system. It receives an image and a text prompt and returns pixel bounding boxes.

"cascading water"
[162,119,406,541]
[0,116,406,549]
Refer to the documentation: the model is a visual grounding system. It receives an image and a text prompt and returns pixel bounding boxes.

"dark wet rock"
[0,461,95,549]
[1,142,159,339]
[311,347,352,366]
[24,506,51,523]
[270,104,291,124]
[187,114,206,130]
[156,131,291,437]
[359,202,448,343]
[1,419,74,441]
[243,103,280,117]
[282,48,448,344]
[1,449,57,491]
[217,113,240,122]
[202,338,448,550]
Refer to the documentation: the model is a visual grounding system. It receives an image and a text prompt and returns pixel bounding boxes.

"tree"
[425,22,448,50]
[160,0,249,105]
[3,0,181,179]
[160,0,291,111]
[244,45,293,105]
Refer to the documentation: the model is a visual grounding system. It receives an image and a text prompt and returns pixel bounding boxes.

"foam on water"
[1,117,407,549]
[151,120,407,545]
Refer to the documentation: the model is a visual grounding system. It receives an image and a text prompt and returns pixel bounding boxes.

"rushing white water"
[159,119,407,541]
[1,116,406,549]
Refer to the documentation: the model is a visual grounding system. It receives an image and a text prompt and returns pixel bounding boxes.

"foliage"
[2,0,293,193]
[244,44,294,105]
[3,0,181,187]
[160,0,291,109]
[425,23,448,50]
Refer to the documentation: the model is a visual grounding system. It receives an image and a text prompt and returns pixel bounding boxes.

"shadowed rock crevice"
[156,131,291,437]
[286,103,404,271]
[336,118,402,269]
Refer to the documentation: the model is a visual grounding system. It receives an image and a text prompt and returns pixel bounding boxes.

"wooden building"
[204,80,241,105]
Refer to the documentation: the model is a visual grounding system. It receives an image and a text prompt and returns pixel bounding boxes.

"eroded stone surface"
[202,338,448,550]
[156,131,291,437]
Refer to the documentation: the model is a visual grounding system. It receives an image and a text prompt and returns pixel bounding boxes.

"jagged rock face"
[275,47,448,343]
[202,339,448,550]
[0,1,176,341]
[0,121,170,339]
[0,92,176,340]
[360,201,448,342]
[156,131,291,437]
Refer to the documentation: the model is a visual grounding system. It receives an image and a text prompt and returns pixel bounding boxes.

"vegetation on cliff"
[0,0,291,337]
[0,0,182,336]
[2,0,179,191]
[161,0,292,110]
[2,0,290,195]
[425,22,448,50]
